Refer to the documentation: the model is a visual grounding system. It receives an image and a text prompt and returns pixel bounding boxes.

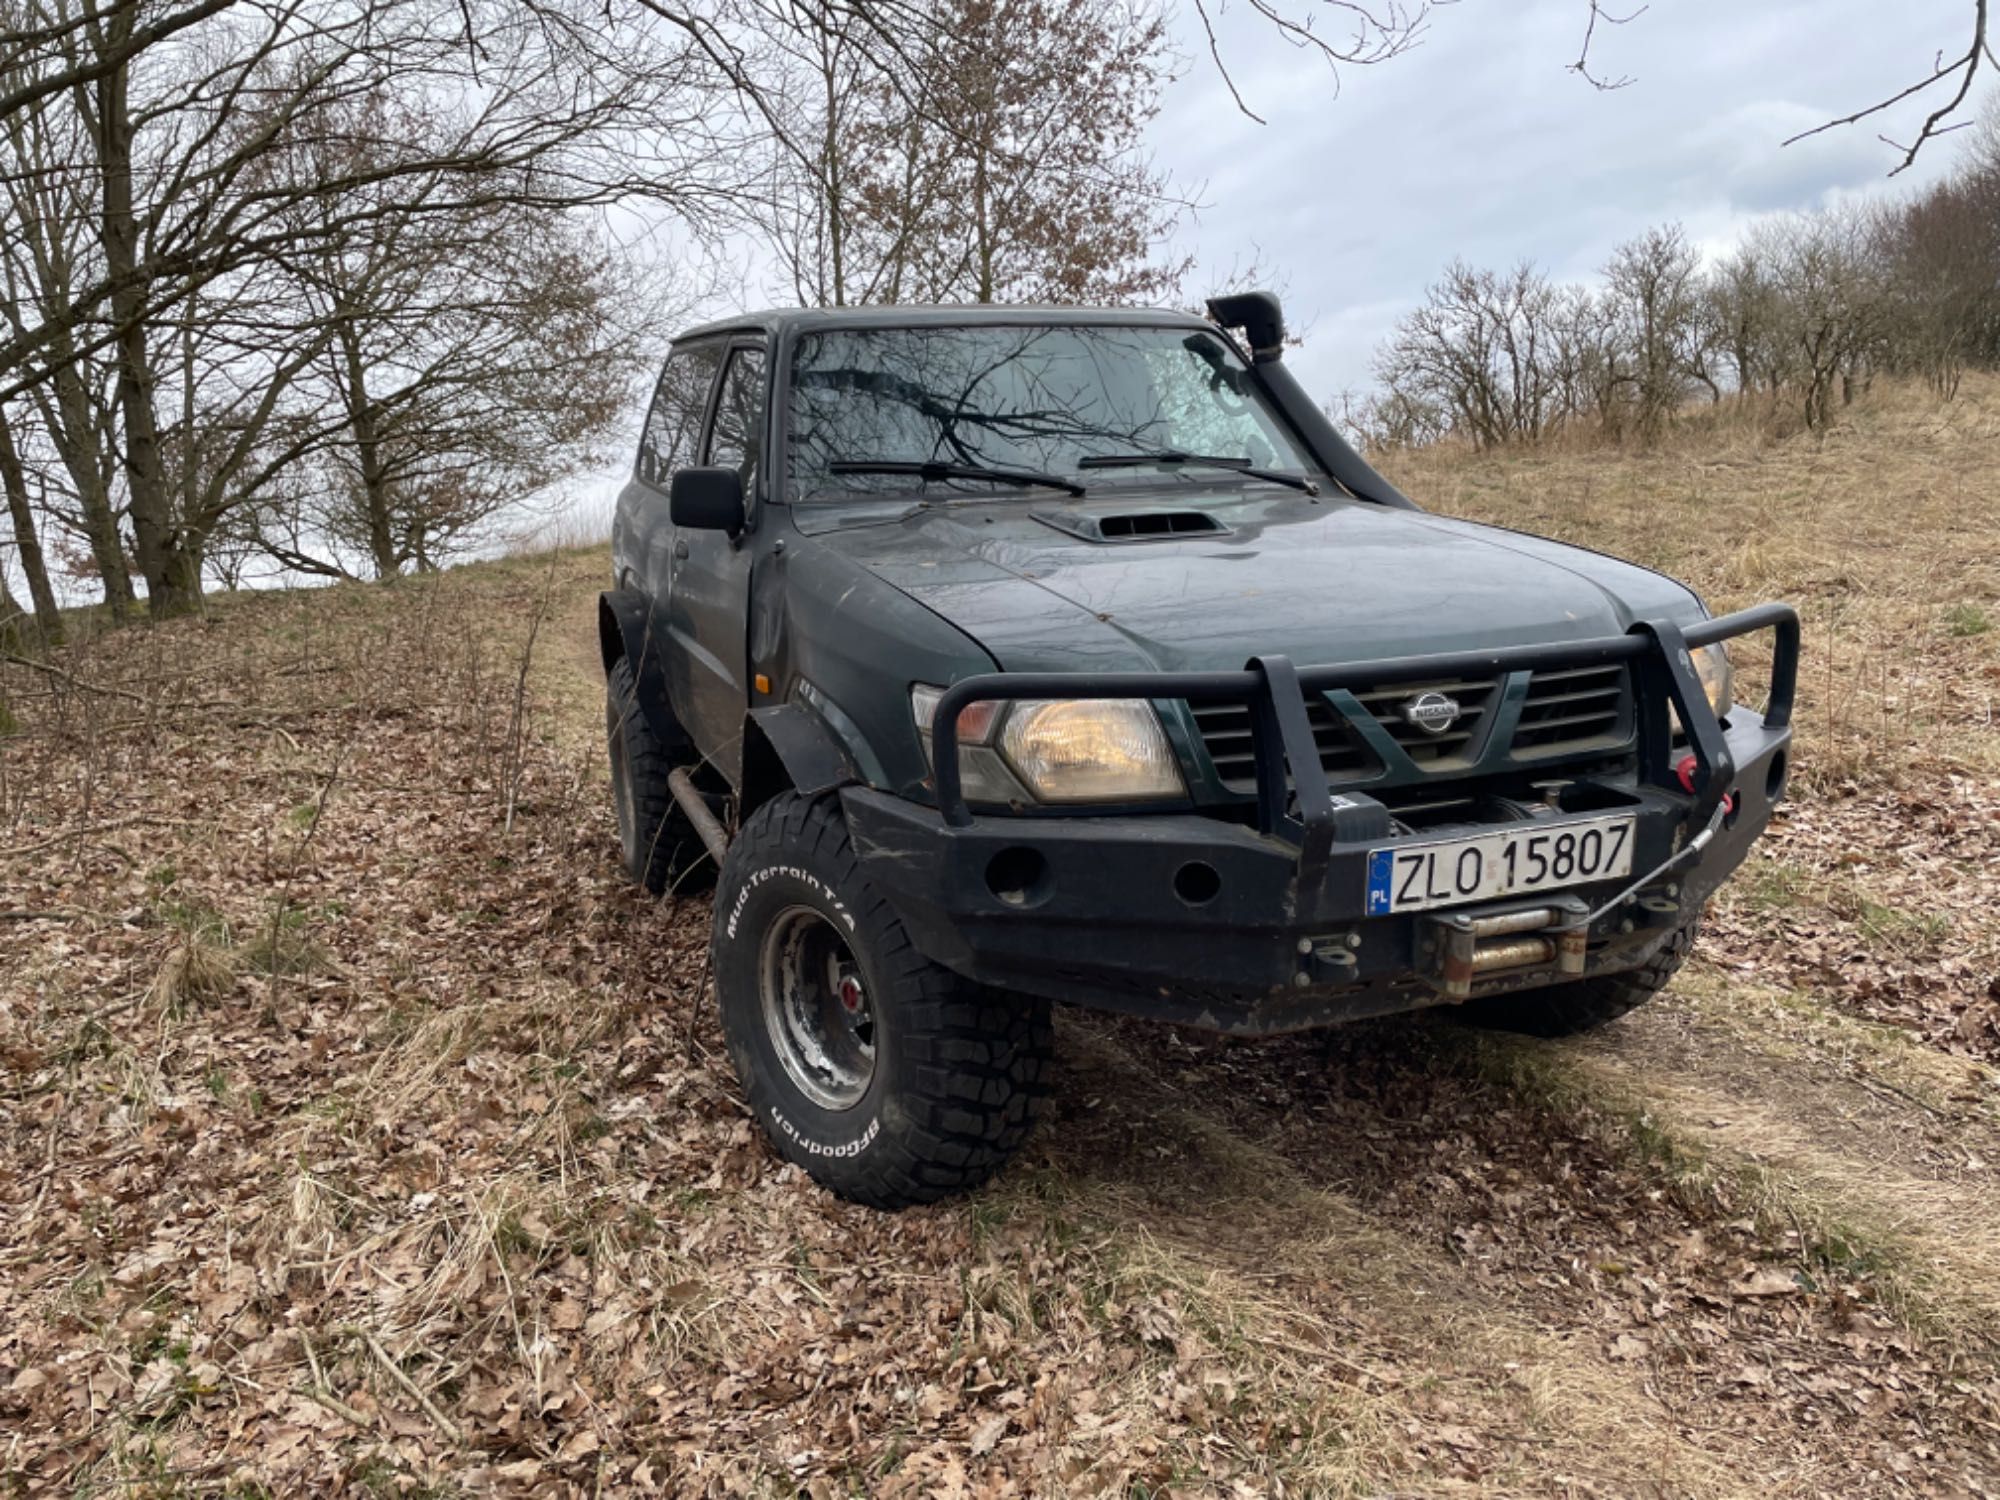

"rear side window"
[637,343,723,486]
[705,346,767,490]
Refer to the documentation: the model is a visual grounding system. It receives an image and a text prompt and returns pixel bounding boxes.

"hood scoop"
[1031,507,1227,544]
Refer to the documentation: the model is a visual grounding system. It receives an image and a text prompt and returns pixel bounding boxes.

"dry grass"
[3,386,2000,1494]
[149,936,237,1016]
[1378,375,2000,791]
[1381,373,2000,1045]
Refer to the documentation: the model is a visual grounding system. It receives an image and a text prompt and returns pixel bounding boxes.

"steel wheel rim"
[759,905,875,1111]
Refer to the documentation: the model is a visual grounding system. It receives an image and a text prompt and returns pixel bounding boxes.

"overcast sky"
[482,2,1997,547]
[532,9,1975,538]
[23,0,1980,599]
[1145,0,1971,397]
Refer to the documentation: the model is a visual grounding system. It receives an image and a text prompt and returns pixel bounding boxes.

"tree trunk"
[334,316,399,579]
[969,61,994,306]
[0,568,24,643]
[0,407,64,643]
[820,52,846,307]
[40,368,135,614]
[157,538,204,603]
[973,141,993,303]
[91,45,191,616]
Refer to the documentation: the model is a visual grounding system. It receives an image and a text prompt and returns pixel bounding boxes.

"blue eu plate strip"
[1365,848,1395,916]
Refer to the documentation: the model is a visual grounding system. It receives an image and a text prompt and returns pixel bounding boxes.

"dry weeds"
[1380,374,2000,1057]
[2,381,1998,1495]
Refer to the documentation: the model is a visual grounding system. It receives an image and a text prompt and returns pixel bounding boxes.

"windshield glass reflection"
[786,324,1316,500]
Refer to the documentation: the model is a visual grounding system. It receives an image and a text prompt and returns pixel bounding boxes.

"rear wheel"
[712,792,1053,1208]
[605,656,712,894]
[1454,913,1699,1037]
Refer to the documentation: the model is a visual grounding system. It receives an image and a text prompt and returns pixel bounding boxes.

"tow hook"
[1296,931,1362,987]
[1423,896,1590,1001]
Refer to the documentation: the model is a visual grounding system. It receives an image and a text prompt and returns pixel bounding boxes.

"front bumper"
[846,606,1799,1034]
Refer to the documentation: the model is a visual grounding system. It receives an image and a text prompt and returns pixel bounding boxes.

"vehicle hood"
[795,489,1705,674]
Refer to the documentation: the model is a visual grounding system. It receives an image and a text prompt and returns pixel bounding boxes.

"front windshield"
[786,323,1318,499]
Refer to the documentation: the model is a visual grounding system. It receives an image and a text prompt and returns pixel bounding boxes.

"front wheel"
[1453,913,1700,1037]
[712,793,1053,1209]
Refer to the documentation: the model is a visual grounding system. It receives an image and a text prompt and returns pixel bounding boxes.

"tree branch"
[1569,1,1646,91]
[1784,0,1991,175]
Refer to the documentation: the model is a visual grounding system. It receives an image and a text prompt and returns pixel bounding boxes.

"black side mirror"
[669,466,745,534]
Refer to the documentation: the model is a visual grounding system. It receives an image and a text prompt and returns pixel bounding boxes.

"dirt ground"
[4,382,1999,1496]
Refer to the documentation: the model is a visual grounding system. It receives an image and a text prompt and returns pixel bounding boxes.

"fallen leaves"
[1734,1267,1802,1300]
[2,548,1997,1495]
[1707,790,2000,1065]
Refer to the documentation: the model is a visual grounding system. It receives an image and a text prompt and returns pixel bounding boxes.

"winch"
[1422,897,1591,1000]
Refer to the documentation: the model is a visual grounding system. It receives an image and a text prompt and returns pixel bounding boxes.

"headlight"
[998,699,1185,802]
[911,686,1186,805]
[1670,642,1734,736]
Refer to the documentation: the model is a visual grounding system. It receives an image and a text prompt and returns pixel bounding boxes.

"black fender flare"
[741,703,859,815]
[598,589,687,749]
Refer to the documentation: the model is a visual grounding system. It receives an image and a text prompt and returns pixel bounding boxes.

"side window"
[704,346,767,491]
[637,343,723,486]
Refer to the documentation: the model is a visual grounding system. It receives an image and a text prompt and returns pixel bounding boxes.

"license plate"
[1364,816,1636,916]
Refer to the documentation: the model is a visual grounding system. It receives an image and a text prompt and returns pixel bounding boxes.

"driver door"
[669,339,767,783]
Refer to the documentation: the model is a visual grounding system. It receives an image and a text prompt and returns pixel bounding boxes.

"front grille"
[1191,699,1375,791]
[1345,677,1496,765]
[1514,665,1630,755]
[1188,665,1633,792]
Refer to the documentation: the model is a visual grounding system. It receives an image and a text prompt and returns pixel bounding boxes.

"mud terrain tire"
[712,792,1052,1208]
[1455,913,1699,1037]
[605,656,712,894]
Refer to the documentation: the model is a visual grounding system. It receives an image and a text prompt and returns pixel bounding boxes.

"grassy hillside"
[1380,378,2000,1059]
[2,384,1998,1496]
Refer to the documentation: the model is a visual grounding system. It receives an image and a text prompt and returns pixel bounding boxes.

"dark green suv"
[601,293,1798,1209]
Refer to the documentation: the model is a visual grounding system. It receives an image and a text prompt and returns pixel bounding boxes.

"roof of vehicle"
[673,302,1216,344]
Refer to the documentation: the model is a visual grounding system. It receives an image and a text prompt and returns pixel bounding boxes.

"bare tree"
[0,404,64,642]
[1871,100,2000,398]
[1330,383,1447,451]
[1746,211,1888,431]
[1184,0,1431,123]
[1567,1,1645,92]
[1539,283,1620,430]
[1601,224,1712,439]
[1,0,741,613]
[1374,260,1568,448]
[739,0,887,307]
[1706,245,1784,399]
[234,132,658,580]
[0,56,136,613]
[750,0,1191,308]
[0,0,235,127]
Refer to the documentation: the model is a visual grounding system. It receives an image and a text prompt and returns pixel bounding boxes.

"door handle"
[672,537,689,561]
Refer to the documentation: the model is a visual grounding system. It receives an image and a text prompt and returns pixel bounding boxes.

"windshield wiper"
[827,458,1086,498]
[1077,450,1320,495]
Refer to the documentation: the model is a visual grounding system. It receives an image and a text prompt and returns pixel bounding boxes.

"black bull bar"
[928,604,1801,887]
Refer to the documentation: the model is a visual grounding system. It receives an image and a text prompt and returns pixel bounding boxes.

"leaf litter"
[0,536,1996,1496]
